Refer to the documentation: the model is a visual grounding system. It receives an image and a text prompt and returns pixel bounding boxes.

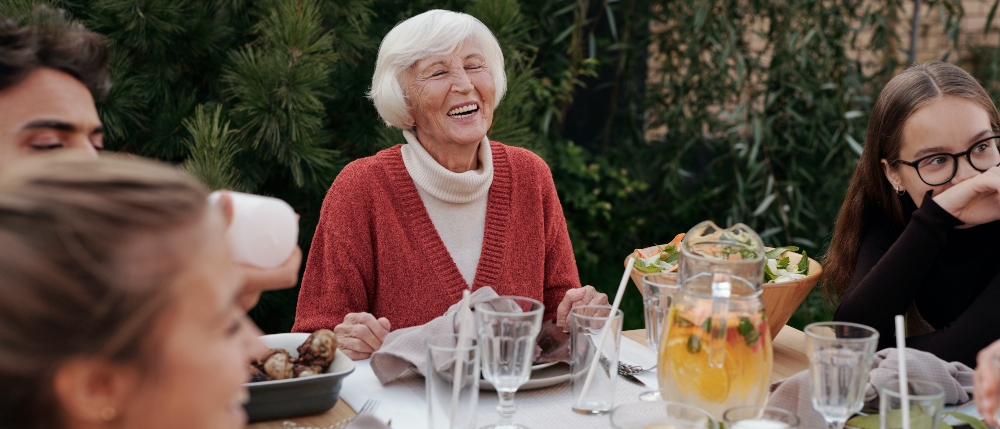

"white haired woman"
[293,9,606,360]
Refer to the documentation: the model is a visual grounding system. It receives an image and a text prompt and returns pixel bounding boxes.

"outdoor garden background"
[6,0,1000,333]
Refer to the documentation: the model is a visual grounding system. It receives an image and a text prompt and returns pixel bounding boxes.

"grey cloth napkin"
[767,347,974,428]
[344,414,390,429]
[369,286,499,384]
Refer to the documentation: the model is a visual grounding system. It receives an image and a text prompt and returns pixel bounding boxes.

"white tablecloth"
[340,337,659,429]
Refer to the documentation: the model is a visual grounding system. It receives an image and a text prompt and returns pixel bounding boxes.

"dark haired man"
[0,7,302,310]
[0,8,109,171]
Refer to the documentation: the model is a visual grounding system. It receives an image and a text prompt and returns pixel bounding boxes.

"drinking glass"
[569,305,623,414]
[804,322,880,429]
[723,405,800,429]
[426,334,480,429]
[878,379,944,429]
[640,273,677,401]
[642,272,678,349]
[609,400,719,429]
[475,297,544,429]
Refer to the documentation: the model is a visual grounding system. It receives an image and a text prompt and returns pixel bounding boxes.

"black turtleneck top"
[834,191,1000,367]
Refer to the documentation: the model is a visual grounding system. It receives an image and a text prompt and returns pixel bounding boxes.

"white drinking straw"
[573,257,634,408]
[450,290,472,428]
[895,315,910,429]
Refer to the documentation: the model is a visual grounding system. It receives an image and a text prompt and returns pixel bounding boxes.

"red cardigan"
[292,142,580,332]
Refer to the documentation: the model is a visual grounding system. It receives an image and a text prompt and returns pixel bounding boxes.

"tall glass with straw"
[804,321,879,429]
[475,296,543,429]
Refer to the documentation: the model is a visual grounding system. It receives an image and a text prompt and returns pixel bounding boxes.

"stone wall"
[911,0,999,62]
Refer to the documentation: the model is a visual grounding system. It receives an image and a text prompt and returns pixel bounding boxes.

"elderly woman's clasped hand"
[555,285,610,328]
[334,313,392,360]
[335,286,607,358]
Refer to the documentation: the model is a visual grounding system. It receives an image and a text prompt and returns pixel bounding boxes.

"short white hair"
[368,10,506,130]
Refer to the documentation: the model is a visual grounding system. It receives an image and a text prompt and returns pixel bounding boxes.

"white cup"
[208,191,298,268]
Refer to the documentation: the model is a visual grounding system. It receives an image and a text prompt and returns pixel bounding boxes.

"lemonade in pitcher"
[658,301,772,418]
[656,221,773,419]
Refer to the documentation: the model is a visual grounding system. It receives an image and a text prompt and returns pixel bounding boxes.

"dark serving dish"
[245,333,355,422]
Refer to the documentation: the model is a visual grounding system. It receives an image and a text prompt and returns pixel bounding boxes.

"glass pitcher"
[656,221,773,419]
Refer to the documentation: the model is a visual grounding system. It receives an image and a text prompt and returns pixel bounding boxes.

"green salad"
[764,246,810,283]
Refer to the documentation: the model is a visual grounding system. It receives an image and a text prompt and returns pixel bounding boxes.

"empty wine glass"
[475,296,544,429]
[804,322,879,429]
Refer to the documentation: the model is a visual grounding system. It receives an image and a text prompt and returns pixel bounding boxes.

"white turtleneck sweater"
[400,130,493,287]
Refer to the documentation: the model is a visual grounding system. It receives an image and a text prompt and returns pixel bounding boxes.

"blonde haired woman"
[0,155,261,429]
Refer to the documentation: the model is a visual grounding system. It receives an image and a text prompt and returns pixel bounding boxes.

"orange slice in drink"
[664,332,732,403]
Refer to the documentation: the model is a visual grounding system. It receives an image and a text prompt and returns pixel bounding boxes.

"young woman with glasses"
[825,61,1000,367]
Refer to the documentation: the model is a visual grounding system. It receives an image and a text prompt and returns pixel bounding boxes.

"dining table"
[248,325,810,429]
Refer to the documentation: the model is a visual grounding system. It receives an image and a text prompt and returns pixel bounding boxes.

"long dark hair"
[824,61,1000,298]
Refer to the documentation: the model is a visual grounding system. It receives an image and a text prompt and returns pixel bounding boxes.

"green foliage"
[181,104,242,191]
[635,0,978,326]
[10,0,997,332]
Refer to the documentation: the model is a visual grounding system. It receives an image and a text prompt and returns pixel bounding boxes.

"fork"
[326,400,380,429]
[357,399,380,416]
[619,362,656,375]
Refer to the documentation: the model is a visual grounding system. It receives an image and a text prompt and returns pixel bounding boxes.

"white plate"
[532,361,558,371]
[479,362,570,391]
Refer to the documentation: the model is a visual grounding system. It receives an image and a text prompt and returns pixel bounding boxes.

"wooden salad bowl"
[625,245,822,339]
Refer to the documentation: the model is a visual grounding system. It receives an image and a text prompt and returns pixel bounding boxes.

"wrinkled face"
[121,210,262,429]
[404,40,496,149]
[884,95,995,206]
[0,68,102,171]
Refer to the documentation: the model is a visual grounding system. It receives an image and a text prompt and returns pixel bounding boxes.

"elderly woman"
[293,9,606,359]
[0,155,261,429]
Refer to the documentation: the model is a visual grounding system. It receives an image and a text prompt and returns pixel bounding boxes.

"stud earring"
[100,406,117,421]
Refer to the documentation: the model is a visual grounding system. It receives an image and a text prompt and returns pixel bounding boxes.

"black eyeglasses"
[892,135,1000,186]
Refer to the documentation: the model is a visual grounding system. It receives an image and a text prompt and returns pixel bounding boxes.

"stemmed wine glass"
[804,322,880,429]
[475,296,544,429]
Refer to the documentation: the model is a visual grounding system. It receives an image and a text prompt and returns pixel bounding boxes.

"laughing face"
[404,40,496,152]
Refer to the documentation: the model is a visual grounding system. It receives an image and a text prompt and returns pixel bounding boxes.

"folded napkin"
[767,347,973,428]
[369,286,499,384]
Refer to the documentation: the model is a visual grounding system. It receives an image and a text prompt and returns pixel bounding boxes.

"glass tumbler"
[878,379,944,429]
[723,405,800,428]
[610,400,719,429]
[426,334,480,429]
[569,305,623,414]
[641,272,678,349]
